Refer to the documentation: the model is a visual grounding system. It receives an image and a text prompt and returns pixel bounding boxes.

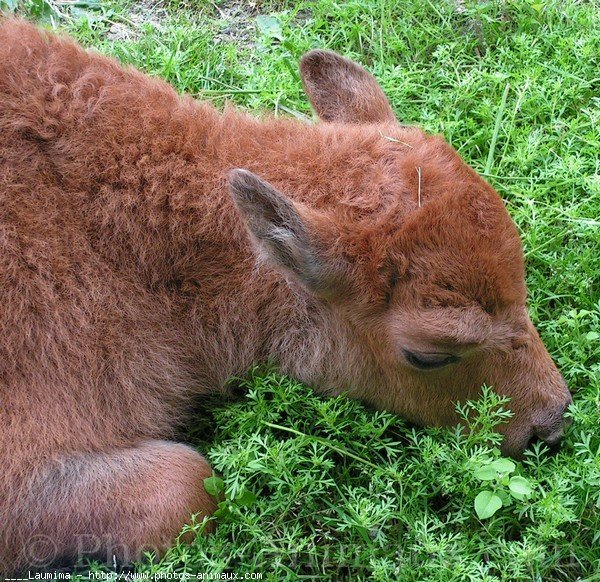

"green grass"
[4,0,599,579]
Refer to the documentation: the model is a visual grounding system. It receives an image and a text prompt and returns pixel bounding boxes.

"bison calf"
[0,19,571,572]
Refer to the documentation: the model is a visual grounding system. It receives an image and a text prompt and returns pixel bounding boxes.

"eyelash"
[403,349,460,370]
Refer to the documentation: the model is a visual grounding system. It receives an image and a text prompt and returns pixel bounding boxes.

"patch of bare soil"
[210,0,262,49]
[107,0,169,42]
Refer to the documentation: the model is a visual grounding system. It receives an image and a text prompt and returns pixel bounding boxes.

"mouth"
[500,395,572,459]
[501,424,567,459]
[526,433,563,455]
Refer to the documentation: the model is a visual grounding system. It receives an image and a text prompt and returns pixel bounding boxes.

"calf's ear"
[299,49,396,124]
[228,169,344,298]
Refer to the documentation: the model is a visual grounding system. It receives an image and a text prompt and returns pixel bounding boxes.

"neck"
[67,93,380,391]
[158,107,391,391]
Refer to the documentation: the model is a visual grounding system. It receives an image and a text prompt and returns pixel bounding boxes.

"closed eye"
[403,349,460,370]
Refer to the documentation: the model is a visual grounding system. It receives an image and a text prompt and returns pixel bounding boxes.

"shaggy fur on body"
[0,19,571,572]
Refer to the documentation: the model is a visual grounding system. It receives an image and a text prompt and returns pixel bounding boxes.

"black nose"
[531,396,572,450]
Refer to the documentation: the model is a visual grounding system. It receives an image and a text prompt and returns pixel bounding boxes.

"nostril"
[533,396,571,435]
[524,394,572,455]
[531,415,566,453]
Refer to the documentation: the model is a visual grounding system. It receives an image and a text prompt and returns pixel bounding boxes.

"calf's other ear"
[299,49,396,124]
[228,169,344,298]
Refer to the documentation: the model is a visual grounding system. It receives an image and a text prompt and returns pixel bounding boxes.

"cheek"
[349,321,495,426]
[359,359,487,427]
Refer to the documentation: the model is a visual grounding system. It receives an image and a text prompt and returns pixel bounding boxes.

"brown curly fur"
[0,18,571,572]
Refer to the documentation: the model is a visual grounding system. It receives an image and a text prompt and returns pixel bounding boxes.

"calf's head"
[228,50,572,458]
